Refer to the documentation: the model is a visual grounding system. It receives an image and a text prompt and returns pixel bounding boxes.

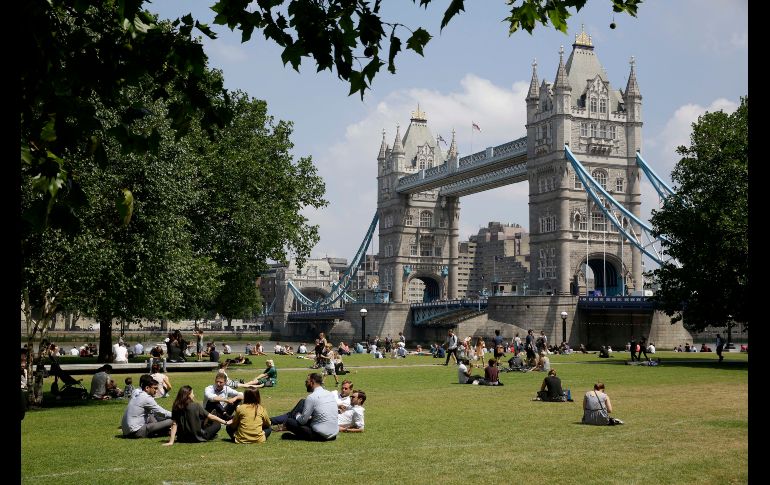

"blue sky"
[151,0,747,264]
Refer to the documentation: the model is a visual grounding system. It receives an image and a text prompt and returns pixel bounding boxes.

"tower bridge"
[269,28,692,349]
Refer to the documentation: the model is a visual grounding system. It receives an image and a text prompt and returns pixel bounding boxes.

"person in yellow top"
[226,388,271,443]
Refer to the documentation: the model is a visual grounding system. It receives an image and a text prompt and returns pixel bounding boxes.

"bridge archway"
[573,254,624,297]
[405,274,443,303]
[290,286,330,311]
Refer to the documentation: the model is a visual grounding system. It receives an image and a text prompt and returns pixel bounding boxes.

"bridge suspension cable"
[287,211,380,310]
[565,145,675,266]
[635,151,676,200]
[261,296,277,316]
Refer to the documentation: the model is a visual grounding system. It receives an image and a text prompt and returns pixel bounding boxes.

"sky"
[151,0,748,265]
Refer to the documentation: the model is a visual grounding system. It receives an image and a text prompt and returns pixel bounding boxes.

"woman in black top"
[164,386,230,445]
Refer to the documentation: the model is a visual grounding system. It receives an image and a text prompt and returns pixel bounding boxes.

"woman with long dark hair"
[226,388,272,443]
[163,385,229,446]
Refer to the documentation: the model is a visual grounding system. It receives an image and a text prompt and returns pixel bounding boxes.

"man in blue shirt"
[270,373,338,441]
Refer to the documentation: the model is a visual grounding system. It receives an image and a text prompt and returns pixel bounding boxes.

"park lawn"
[21,351,748,484]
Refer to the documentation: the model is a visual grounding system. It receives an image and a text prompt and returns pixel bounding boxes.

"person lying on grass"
[338,390,366,433]
[239,360,278,388]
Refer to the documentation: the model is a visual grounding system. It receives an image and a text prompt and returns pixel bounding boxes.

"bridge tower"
[526,28,643,296]
[377,108,460,303]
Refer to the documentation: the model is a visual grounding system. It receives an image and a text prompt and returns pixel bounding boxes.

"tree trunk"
[22,288,59,407]
[97,312,114,363]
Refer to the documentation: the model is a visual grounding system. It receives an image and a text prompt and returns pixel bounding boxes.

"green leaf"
[195,21,218,39]
[440,0,465,31]
[406,28,431,56]
[348,70,366,97]
[387,30,402,74]
[547,6,570,33]
[41,116,57,143]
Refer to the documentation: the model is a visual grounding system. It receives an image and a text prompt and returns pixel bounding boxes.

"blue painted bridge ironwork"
[578,296,655,310]
[411,298,488,326]
[287,308,345,322]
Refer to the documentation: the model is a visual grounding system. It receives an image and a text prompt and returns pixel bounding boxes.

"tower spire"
[554,45,570,90]
[391,124,404,154]
[625,56,641,98]
[447,129,458,159]
[573,24,593,48]
[377,129,387,160]
[527,58,539,99]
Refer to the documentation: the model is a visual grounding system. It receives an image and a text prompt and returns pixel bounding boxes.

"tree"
[209,0,642,97]
[192,92,327,325]
[22,84,224,365]
[21,0,229,232]
[649,97,748,332]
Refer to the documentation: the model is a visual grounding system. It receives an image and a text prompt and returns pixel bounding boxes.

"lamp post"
[560,311,568,344]
[360,308,368,345]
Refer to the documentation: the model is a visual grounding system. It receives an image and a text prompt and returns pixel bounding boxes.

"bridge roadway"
[395,136,528,196]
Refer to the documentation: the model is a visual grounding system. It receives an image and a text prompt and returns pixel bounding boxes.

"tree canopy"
[650,97,748,331]
[21,47,326,363]
[210,0,643,97]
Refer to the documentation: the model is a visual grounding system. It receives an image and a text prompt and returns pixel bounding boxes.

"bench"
[44,361,218,375]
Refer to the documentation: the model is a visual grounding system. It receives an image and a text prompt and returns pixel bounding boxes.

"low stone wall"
[281,296,692,350]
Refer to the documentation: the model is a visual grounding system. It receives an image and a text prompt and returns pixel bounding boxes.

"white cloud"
[645,98,739,187]
[307,74,530,259]
[202,39,249,63]
[640,98,740,268]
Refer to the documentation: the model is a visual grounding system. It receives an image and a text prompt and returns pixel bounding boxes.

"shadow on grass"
[577,358,748,370]
[30,392,128,410]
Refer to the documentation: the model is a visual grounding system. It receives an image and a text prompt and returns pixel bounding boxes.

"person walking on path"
[444,330,459,366]
[638,337,650,362]
[629,336,637,362]
[716,334,725,363]
[195,329,204,362]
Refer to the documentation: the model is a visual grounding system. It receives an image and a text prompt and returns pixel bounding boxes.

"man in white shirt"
[331,380,353,412]
[396,342,407,358]
[298,343,308,354]
[203,372,243,420]
[134,342,144,355]
[457,359,483,384]
[338,390,366,433]
[444,330,459,365]
[114,342,129,363]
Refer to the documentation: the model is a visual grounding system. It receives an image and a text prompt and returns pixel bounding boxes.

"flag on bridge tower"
[472,122,481,132]
[437,134,447,146]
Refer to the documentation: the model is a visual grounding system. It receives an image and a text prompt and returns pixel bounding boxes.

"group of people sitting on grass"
[456,358,504,386]
[120,365,367,443]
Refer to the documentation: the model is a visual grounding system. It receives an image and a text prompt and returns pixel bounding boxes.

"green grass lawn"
[21,351,748,484]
